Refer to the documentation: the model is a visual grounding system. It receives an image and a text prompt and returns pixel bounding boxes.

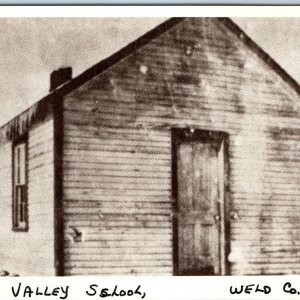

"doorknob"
[214,214,220,222]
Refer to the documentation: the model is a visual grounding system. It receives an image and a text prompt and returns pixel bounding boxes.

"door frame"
[171,128,231,275]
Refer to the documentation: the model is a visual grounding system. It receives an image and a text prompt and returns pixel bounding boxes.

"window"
[12,136,28,231]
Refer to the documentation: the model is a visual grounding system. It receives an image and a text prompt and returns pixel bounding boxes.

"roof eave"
[1,16,300,142]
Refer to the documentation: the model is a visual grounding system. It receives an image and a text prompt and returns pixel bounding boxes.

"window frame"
[12,134,29,232]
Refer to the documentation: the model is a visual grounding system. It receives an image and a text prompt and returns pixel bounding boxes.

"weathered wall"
[0,115,55,275]
[63,18,300,275]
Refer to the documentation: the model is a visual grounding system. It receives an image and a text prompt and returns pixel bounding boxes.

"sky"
[0,17,300,125]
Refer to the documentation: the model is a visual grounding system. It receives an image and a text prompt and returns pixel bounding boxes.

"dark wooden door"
[175,133,225,275]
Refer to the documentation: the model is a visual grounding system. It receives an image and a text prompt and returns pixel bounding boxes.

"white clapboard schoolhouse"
[0,18,299,276]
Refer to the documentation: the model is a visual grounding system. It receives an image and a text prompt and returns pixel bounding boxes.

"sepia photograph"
[0,16,299,276]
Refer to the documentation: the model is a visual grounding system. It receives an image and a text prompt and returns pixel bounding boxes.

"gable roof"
[1,17,300,141]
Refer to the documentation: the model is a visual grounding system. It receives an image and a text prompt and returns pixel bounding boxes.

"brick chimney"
[49,67,72,92]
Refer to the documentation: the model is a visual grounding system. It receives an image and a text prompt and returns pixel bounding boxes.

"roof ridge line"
[1,17,300,135]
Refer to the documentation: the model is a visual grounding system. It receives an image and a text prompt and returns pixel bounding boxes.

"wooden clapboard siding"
[62,18,300,275]
[0,115,55,275]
